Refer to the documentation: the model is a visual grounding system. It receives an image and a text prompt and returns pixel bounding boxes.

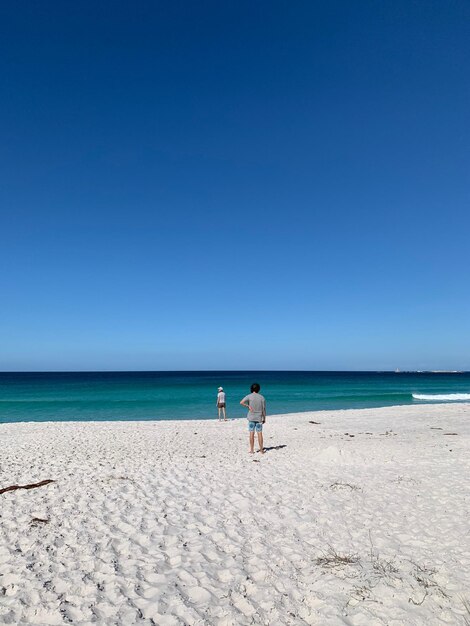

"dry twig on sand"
[0,479,55,495]
[330,481,360,491]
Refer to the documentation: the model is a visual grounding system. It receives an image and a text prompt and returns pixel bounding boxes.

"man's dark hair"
[250,383,260,393]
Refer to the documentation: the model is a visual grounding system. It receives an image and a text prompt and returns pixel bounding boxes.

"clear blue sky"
[1,1,469,371]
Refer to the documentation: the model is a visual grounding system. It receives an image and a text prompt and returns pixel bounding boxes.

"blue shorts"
[248,421,263,432]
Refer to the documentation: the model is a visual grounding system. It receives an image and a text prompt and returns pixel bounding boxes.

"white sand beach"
[1,403,470,625]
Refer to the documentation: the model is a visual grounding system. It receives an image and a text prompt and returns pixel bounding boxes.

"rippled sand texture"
[1,403,470,625]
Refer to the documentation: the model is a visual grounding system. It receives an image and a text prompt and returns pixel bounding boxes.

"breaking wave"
[412,393,470,401]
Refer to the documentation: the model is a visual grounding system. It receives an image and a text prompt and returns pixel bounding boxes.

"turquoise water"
[0,371,469,424]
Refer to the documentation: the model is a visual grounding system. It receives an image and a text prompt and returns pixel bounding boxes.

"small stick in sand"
[0,479,56,495]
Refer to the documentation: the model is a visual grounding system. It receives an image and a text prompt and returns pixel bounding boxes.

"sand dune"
[1,403,470,625]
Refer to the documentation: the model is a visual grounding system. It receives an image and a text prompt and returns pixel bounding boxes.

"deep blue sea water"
[1,371,469,424]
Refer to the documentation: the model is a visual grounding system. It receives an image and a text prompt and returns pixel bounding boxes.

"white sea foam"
[412,393,470,401]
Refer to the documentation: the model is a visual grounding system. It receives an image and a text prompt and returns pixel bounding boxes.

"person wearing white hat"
[216,386,227,421]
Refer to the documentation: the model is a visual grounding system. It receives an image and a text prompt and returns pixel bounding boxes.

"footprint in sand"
[185,585,212,604]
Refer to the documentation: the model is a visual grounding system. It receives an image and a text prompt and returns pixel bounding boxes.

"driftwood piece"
[0,479,55,495]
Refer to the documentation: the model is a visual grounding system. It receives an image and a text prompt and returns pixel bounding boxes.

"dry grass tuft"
[372,556,399,578]
[316,547,360,569]
[461,596,470,625]
[410,563,449,601]
[368,532,401,582]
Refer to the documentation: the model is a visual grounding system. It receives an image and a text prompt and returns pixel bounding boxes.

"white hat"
[218,387,223,391]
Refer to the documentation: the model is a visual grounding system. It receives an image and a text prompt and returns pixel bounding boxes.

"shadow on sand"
[263,444,287,452]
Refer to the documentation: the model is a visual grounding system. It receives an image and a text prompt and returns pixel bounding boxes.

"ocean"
[0,371,469,424]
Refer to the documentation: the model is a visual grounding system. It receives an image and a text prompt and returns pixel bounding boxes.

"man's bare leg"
[249,431,255,453]
[223,407,227,421]
[218,408,222,421]
[257,431,264,454]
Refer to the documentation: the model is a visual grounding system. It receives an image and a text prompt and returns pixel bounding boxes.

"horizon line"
[0,369,468,374]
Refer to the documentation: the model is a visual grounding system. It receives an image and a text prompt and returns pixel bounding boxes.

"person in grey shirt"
[240,383,266,454]
[216,386,227,421]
